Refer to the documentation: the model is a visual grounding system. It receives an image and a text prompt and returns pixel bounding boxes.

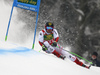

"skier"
[39,22,89,69]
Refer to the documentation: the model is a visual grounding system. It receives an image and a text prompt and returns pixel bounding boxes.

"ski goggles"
[46,27,53,30]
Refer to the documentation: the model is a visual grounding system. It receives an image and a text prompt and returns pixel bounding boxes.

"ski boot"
[74,58,90,69]
[59,55,66,60]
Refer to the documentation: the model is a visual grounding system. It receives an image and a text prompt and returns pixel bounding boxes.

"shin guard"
[52,50,61,57]
[74,58,83,66]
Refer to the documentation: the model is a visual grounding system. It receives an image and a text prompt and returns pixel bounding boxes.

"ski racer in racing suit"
[39,22,89,69]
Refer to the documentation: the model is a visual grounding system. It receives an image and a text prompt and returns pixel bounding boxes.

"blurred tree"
[62,0,100,61]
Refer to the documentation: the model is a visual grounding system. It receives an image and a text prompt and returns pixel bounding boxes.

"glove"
[42,45,47,51]
[51,41,57,47]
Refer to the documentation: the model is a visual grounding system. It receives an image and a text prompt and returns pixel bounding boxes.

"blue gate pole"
[5,4,14,41]
[32,12,39,49]
[32,0,41,49]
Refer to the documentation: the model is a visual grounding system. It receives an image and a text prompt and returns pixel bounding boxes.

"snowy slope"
[0,40,100,75]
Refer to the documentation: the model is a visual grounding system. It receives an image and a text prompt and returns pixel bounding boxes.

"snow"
[0,0,100,75]
[84,27,92,35]
[0,41,100,75]
[76,9,84,16]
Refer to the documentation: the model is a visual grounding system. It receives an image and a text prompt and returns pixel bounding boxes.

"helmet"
[45,22,54,27]
[45,22,54,30]
[92,52,98,56]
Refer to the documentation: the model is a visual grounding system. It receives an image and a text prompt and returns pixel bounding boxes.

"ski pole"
[56,46,93,65]
[39,49,42,52]
[38,44,93,64]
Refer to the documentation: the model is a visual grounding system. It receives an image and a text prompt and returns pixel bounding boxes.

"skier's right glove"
[42,45,47,51]
[51,41,57,47]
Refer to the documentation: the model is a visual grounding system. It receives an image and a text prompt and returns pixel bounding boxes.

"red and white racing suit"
[39,29,84,66]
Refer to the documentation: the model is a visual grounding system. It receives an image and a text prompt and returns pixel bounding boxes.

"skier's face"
[46,29,52,33]
[46,27,53,33]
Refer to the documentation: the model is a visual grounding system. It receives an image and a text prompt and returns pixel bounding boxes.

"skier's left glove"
[42,45,47,51]
[51,41,57,47]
